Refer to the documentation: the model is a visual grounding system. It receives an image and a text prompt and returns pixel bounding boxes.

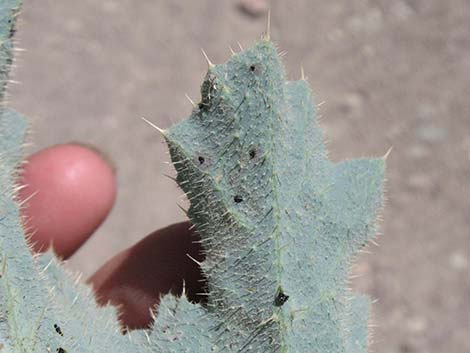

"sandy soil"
[9,1,469,352]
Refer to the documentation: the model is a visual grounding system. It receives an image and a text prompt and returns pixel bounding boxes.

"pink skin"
[19,144,204,330]
[20,144,117,258]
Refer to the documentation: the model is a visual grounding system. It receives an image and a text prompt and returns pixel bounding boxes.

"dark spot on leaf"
[274,289,289,307]
[54,324,63,336]
[56,348,66,353]
[249,148,256,159]
[234,195,243,203]
[195,154,211,169]
[249,63,262,74]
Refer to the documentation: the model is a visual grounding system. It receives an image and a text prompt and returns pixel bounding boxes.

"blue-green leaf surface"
[0,0,21,102]
[164,39,385,352]
[0,2,385,351]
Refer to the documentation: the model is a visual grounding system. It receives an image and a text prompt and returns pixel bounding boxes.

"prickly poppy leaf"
[0,2,385,351]
[159,39,385,352]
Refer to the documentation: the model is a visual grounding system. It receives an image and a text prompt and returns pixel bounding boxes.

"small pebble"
[415,125,448,143]
[391,1,415,20]
[239,0,268,17]
[407,144,429,159]
[338,92,364,116]
[348,8,383,32]
[407,174,434,190]
[449,251,468,270]
[406,316,428,333]
[400,342,415,353]
[417,103,436,120]
[65,19,82,33]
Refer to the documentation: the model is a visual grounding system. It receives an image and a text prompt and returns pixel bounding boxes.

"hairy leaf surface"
[0,3,385,352]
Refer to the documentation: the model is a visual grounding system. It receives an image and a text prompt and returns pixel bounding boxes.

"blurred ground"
[9,1,469,352]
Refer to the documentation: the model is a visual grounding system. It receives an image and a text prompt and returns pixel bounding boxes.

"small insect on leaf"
[54,324,63,336]
[274,288,289,307]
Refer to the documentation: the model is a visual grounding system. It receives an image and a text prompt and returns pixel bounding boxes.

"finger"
[19,143,117,259]
[88,221,206,330]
